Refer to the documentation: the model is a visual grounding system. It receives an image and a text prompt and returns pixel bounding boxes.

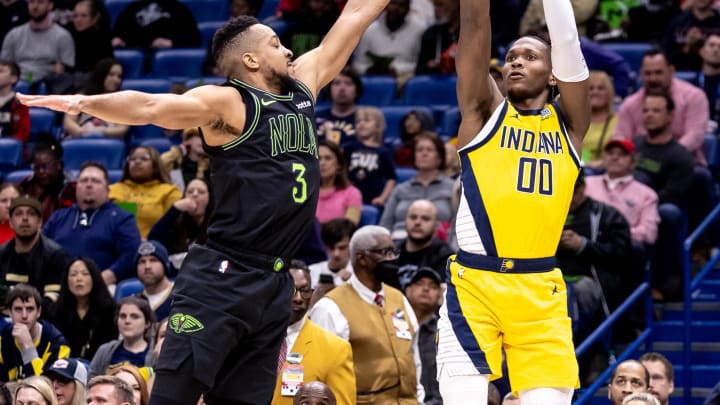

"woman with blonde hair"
[14,376,58,405]
[108,364,150,405]
[582,70,618,170]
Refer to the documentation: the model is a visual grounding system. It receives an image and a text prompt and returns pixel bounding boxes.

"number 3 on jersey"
[292,163,307,203]
[516,157,553,195]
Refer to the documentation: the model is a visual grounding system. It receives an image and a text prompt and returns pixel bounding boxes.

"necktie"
[374,293,383,307]
[277,338,287,373]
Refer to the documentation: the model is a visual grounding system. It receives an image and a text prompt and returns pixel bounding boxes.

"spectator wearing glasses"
[270,260,355,405]
[19,141,76,223]
[109,146,182,239]
[44,162,141,287]
[43,357,88,405]
[310,225,424,404]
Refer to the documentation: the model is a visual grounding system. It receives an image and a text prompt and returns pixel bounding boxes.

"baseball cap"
[9,196,41,216]
[408,267,443,287]
[44,358,88,386]
[604,139,636,154]
[135,240,170,272]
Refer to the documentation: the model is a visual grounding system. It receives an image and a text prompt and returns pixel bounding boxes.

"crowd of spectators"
[1,0,720,403]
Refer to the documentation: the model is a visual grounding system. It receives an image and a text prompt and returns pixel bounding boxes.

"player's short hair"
[211,16,259,76]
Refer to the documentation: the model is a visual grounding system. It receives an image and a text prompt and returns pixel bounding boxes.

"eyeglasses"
[293,287,313,299]
[364,247,400,258]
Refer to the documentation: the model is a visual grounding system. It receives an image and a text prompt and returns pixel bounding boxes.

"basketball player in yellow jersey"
[435,0,590,404]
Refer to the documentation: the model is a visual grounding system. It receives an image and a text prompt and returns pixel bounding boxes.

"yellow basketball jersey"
[455,100,580,259]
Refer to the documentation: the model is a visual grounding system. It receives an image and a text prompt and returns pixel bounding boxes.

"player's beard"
[270,67,295,93]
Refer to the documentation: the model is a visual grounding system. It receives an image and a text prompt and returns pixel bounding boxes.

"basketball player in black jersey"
[19,5,390,404]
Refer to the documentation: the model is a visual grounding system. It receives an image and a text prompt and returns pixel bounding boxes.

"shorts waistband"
[455,250,556,273]
[206,240,290,272]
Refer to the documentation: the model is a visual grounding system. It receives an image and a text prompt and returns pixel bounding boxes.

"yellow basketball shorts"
[436,253,579,394]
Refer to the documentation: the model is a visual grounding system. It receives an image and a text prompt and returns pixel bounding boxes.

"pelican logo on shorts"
[218,260,229,274]
[169,313,205,334]
[500,259,514,272]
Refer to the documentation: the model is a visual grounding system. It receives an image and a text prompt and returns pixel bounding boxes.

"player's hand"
[12,324,34,350]
[17,93,84,115]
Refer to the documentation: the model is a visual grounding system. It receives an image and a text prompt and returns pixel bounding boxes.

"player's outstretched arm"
[17,85,240,131]
[292,0,390,98]
[455,0,503,149]
[544,0,590,145]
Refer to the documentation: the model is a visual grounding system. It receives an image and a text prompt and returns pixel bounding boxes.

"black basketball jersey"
[200,78,319,259]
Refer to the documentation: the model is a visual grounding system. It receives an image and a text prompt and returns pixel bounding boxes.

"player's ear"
[242,52,259,70]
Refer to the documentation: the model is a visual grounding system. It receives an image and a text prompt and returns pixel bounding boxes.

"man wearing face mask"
[309,225,424,404]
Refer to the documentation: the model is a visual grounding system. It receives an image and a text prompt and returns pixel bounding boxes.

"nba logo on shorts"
[218,260,229,274]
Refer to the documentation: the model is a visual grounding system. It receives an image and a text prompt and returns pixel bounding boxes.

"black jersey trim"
[222,92,261,151]
[229,78,294,101]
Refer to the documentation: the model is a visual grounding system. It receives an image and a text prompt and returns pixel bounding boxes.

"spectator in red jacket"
[0,60,29,143]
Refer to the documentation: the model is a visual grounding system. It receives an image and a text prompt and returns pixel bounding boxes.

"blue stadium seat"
[403,75,457,106]
[705,134,719,169]
[149,48,207,79]
[114,49,145,79]
[114,278,144,302]
[0,138,23,173]
[258,0,279,20]
[181,0,229,23]
[198,21,224,48]
[14,80,30,94]
[359,205,380,226]
[62,139,126,171]
[3,169,32,184]
[141,137,174,154]
[601,42,653,74]
[440,106,460,138]
[395,167,417,183]
[108,169,123,183]
[360,76,397,106]
[380,106,434,145]
[29,108,57,139]
[106,0,133,25]
[121,79,173,93]
[263,16,291,37]
[185,76,225,89]
[675,70,696,82]
[129,125,166,146]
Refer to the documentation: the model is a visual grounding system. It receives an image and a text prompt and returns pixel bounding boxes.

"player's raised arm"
[455,0,503,149]
[545,0,591,144]
[292,0,390,97]
[17,85,241,132]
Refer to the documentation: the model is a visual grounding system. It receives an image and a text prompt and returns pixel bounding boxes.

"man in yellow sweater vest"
[309,226,424,405]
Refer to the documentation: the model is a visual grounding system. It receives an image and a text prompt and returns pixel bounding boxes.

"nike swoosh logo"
[261,99,276,106]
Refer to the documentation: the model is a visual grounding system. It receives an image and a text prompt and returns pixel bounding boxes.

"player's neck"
[509,93,548,112]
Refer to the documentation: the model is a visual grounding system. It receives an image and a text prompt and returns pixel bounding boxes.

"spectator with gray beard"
[395,199,452,291]
[0,0,74,87]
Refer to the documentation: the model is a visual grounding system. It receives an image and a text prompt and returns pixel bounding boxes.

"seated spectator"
[89,296,155,379]
[344,106,396,207]
[316,141,361,225]
[44,162,141,287]
[582,71,618,170]
[662,0,720,71]
[107,363,149,405]
[86,375,135,405]
[0,0,28,46]
[48,257,117,360]
[380,132,455,240]
[109,146,182,239]
[148,178,209,269]
[160,128,209,193]
[110,0,200,49]
[12,376,58,405]
[395,199,453,290]
[394,110,434,167]
[280,0,339,58]
[44,357,88,405]
[67,0,112,77]
[639,352,674,405]
[0,183,21,245]
[0,60,29,143]
[618,0,679,43]
[0,284,70,382]
[134,240,174,321]
[351,0,425,85]
[415,0,458,75]
[19,141,76,223]
[695,33,720,127]
[63,58,127,139]
[608,360,651,405]
[443,142,459,179]
[0,0,74,91]
[315,66,361,146]
[309,218,356,288]
[0,196,66,306]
